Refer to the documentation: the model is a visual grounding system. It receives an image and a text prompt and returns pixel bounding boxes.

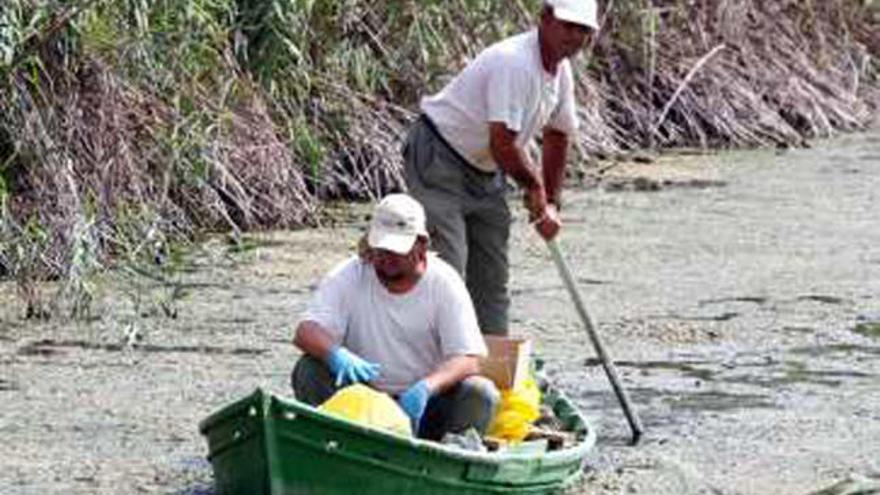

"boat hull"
[200,383,595,495]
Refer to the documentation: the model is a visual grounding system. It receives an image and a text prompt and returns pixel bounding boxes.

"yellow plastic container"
[318,384,412,437]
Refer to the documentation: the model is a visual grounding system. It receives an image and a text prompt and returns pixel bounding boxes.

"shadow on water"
[580,386,775,438]
[664,390,776,412]
[511,278,608,296]
[585,358,716,381]
[16,339,268,357]
[717,361,875,389]
[172,486,213,495]
[579,385,776,432]
[624,387,776,413]
[700,296,769,306]
[789,343,880,358]
[583,342,878,419]
[796,295,847,305]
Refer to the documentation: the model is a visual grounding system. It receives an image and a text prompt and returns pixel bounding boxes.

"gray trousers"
[403,116,511,334]
[291,355,500,441]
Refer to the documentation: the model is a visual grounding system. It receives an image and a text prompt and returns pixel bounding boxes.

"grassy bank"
[1,0,878,316]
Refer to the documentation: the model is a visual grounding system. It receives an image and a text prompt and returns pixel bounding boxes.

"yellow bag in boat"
[318,384,412,437]
[487,374,542,442]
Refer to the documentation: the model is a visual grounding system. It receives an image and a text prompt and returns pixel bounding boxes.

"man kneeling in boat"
[291,193,500,439]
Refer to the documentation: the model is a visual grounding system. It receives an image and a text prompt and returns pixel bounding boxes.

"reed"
[0,0,877,316]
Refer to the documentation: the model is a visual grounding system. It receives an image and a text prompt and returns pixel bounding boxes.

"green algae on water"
[854,321,880,339]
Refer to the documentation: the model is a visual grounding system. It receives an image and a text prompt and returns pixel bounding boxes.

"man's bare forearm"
[542,127,569,207]
[423,355,480,394]
[489,123,543,194]
[489,122,550,220]
[293,321,336,360]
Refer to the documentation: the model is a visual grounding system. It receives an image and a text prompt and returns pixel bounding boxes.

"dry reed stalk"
[1,0,878,316]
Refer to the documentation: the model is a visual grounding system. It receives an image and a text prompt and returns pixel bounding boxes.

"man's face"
[543,14,593,61]
[368,245,421,283]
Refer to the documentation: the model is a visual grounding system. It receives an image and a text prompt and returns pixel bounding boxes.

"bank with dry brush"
[0,0,878,317]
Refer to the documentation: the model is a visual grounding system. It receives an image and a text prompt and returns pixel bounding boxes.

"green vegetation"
[854,321,880,339]
[1,0,878,316]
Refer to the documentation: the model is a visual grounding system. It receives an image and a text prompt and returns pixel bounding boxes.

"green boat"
[199,376,596,494]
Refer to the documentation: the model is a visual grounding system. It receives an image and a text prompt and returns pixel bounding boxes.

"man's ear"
[415,236,430,257]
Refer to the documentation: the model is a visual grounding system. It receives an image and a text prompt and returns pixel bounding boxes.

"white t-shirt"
[420,29,579,172]
[300,254,487,395]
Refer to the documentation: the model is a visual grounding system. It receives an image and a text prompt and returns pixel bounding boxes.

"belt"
[419,114,498,179]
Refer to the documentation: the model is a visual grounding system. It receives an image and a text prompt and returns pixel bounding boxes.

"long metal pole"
[547,238,644,445]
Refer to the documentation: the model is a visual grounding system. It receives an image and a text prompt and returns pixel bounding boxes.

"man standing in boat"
[404,0,598,336]
[291,193,500,439]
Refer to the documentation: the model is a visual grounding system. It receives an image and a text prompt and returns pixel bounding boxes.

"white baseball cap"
[546,0,599,30]
[367,194,428,254]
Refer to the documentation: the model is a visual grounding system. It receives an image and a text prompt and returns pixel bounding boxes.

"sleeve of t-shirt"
[299,258,355,344]
[547,61,579,134]
[434,265,488,358]
[486,61,535,133]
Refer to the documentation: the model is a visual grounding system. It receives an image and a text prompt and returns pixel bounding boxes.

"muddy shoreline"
[2,131,880,494]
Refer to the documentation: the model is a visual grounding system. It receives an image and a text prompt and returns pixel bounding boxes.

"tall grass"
[599,0,880,150]
[0,0,878,317]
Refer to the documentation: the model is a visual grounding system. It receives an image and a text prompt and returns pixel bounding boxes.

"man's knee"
[291,355,336,406]
[457,375,501,430]
[460,375,501,402]
[419,375,500,440]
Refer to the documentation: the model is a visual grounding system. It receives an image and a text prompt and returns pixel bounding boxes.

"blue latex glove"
[326,346,381,387]
[398,380,431,434]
